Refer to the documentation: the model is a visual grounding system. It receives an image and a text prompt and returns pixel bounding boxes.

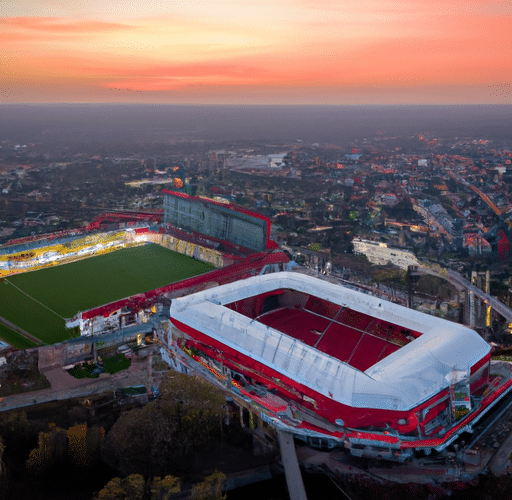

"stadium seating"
[258,308,331,347]
[230,291,421,372]
[0,230,132,276]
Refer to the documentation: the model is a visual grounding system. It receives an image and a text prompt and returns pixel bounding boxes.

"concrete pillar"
[148,353,153,385]
[463,289,477,327]
[469,291,475,328]
[277,431,308,500]
[471,270,477,286]
[486,305,492,328]
[476,297,481,328]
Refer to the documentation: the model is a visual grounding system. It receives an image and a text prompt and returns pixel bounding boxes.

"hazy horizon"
[1,104,512,145]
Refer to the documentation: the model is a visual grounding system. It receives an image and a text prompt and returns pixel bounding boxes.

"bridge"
[408,263,512,328]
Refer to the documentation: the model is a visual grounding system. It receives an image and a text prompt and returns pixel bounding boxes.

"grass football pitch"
[0,244,214,346]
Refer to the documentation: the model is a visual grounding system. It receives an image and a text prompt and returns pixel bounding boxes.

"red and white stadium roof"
[170,272,490,412]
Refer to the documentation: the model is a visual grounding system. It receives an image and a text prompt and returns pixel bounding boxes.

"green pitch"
[0,244,214,345]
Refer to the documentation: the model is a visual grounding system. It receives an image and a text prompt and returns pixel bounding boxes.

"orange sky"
[1,0,511,104]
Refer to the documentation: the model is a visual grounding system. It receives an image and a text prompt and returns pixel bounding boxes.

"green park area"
[67,353,132,379]
[0,244,214,346]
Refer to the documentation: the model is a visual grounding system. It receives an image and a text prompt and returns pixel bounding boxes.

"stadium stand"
[0,229,138,276]
[225,289,421,373]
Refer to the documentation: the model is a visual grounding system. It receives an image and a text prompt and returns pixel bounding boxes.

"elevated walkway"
[408,264,512,324]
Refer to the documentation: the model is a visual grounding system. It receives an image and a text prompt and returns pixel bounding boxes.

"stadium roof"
[170,272,490,412]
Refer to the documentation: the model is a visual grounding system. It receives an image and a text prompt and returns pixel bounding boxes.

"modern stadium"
[2,188,512,465]
[0,190,289,348]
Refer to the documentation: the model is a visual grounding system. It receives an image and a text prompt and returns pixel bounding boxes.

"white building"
[352,237,420,269]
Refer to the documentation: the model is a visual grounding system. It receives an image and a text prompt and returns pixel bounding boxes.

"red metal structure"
[86,210,163,230]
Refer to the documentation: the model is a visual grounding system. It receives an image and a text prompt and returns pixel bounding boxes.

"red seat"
[316,323,362,362]
[258,308,330,347]
[348,334,397,371]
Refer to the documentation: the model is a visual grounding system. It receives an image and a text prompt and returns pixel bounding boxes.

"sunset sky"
[1,0,511,104]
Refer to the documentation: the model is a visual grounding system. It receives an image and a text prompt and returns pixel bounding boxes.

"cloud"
[98,59,272,91]
[1,1,511,104]
[0,16,132,37]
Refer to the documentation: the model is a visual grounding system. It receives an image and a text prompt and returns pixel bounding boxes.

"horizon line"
[2,102,512,107]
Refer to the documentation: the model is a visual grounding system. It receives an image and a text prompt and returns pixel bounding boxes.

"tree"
[0,435,5,480]
[189,471,227,500]
[95,474,181,500]
[158,372,226,450]
[95,474,145,500]
[150,475,181,500]
[25,424,67,474]
[24,422,103,474]
[101,407,176,478]
[102,372,226,478]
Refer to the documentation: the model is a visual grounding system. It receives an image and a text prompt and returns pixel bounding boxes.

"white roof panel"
[170,272,490,411]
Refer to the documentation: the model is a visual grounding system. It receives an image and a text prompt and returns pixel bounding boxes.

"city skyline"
[1,0,511,105]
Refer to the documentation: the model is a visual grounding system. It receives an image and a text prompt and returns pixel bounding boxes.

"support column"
[485,271,492,328]
[469,291,475,328]
[476,296,481,328]
[486,304,492,328]
[277,431,308,500]
[463,290,470,326]
[470,271,477,328]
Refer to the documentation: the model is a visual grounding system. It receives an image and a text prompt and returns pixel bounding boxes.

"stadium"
[2,189,512,465]
[164,271,512,462]
[0,191,289,349]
